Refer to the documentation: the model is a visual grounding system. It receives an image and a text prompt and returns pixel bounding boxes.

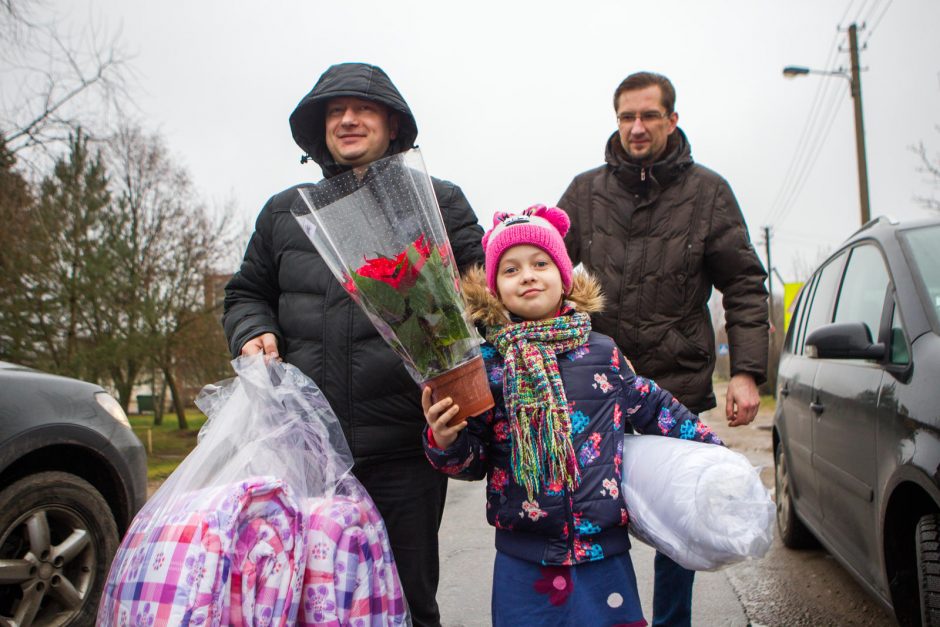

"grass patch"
[129,411,207,480]
[147,459,185,482]
[760,394,776,413]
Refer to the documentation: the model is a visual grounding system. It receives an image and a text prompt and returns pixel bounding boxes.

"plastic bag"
[620,434,774,571]
[293,148,483,385]
[98,354,409,626]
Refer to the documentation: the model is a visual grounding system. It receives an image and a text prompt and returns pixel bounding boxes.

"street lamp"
[783,23,871,226]
[782,66,843,79]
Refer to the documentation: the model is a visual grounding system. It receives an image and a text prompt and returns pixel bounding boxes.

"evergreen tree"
[0,133,36,362]
[0,130,114,379]
[35,130,113,378]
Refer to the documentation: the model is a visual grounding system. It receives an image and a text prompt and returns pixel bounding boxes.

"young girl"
[421,204,723,626]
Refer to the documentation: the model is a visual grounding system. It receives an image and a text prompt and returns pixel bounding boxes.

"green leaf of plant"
[396,314,433,373]
[352,273,406,319]
[441,306,471,343]
[406,244,423,267]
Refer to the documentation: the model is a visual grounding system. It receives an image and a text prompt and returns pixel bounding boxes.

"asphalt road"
[707,383,895,627]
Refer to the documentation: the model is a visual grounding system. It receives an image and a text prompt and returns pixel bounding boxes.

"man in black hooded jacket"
[223,63,485,627]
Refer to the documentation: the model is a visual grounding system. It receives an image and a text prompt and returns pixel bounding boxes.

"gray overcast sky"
[50,0,940,281]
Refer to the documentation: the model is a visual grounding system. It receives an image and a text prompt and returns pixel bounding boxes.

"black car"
[773,216,940,625]
[0,361,147,625]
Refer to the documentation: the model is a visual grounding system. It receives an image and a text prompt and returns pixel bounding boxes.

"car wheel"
[0,471,118,626]
[917,513,940,627]
[774,443,816,549]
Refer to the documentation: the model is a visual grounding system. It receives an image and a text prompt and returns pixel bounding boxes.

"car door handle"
[780,385,790,398]
[810,401,824,415]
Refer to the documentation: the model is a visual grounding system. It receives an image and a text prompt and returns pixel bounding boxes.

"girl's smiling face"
[495,244,565,321]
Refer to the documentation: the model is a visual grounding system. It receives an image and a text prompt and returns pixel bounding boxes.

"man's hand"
[422,387,467,449]
[241,333,280,361]
[725,373,760,427]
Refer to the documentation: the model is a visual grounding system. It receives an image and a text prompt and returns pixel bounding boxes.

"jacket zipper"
[347,292,355,450]
[634,208,653,351]
[564,487,575,562]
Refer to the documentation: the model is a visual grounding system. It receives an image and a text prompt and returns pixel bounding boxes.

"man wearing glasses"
[559,72,769,626]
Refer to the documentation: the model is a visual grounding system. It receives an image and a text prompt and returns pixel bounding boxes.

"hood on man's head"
[289,62,419,178]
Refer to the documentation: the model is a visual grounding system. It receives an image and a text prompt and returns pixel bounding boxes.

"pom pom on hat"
[482,204,574,294]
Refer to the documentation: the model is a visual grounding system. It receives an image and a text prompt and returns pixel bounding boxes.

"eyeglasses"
[617,111,670,124]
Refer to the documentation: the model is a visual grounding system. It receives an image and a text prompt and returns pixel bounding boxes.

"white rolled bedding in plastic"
[620,434,774,571]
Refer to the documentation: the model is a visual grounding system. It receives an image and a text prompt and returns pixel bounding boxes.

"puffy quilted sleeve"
[223,196,283,357]
[616,348,723,445]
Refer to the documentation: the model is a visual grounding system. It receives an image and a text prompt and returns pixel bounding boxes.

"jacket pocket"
[664,327,710,371]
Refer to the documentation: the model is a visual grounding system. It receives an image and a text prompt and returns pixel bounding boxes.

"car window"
[798,252,847,354]
[889,301,910,365]
[833,244,889,342]
[901,224,940,324]
[792,274,817,354]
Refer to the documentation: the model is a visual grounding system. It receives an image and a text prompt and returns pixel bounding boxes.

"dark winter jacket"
[423,268,723,566]
[224,63,485,464]
[558,129,768,413]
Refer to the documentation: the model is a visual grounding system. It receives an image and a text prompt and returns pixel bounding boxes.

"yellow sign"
[783,282,805,332]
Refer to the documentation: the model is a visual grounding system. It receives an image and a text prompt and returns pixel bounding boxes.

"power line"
[856,0,883,30]
[838,0,859,27]
[774,228,840,246]
[771,82,850,227]
[768,0,874,229]
[851,0,875,26]
[767,72,846,226]
[765,27,844,225]
[769,78,845,223]
[862,0,894,45]
[771,0,854,222]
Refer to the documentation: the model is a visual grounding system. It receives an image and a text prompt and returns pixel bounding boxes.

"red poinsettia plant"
[341,234,474,380]
[293,149,492,421]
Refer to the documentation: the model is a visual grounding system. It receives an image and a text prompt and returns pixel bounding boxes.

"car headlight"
[95,392,131,428]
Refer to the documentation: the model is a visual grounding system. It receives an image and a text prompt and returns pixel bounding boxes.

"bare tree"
[913,126,940,212]
[106,124,238,427]
[788,249,832,285]
[146,203,236,430]
[1,0,132,172]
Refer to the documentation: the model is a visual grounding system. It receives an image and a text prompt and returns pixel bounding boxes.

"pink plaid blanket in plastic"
[299,490,406,624]
[98,478,304,626]
[98,478,407,626]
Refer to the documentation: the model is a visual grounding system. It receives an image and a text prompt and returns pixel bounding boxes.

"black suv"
[773,216,940,625]
[0,361,147,625]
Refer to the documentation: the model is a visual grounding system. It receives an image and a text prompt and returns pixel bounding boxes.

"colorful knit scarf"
[487,311,591,500]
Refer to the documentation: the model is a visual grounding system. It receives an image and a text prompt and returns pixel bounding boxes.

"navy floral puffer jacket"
[423,269,723,566]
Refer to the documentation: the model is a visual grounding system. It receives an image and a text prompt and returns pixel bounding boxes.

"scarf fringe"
[489,312,591,501]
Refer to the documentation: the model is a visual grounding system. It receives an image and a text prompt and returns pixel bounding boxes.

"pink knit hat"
[481,204,574,295]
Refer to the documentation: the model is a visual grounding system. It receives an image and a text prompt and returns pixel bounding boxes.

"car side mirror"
[806,322,885,360]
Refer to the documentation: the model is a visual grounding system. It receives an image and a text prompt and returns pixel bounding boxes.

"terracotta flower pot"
[423,355,495,426]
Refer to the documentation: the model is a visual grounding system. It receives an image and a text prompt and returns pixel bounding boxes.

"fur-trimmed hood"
[460,265,605,329]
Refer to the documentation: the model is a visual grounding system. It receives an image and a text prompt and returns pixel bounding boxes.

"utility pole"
[783,22,872,227]
[848,23,872,225]
[763,225,775,333]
